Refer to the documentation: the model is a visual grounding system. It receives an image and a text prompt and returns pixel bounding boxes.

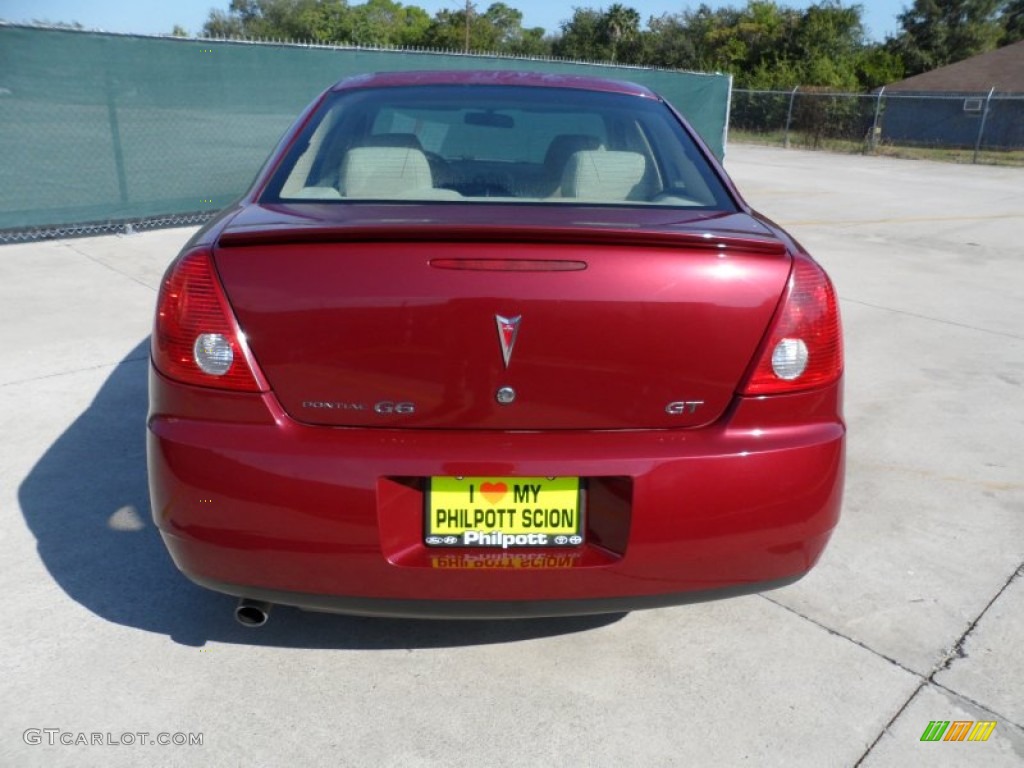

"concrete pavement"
[1,145,1022,766]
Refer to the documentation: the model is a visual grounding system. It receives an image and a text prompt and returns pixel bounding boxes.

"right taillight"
[741,253,843,395]
[153,247,265,392]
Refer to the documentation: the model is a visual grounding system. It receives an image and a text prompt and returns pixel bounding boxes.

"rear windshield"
[262,84,736,210]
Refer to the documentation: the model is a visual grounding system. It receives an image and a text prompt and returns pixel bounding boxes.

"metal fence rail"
[730,87,1024,163]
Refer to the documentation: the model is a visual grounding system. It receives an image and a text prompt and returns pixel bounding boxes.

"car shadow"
[18,340,623,648]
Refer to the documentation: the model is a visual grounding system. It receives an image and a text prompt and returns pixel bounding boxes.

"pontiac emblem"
[495,314,521,368]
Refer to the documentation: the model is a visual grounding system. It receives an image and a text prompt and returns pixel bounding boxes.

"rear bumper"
[187,573,805,619]
[147,367,844,618]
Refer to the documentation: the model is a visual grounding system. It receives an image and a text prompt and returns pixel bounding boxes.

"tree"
[889,0,1004,76]
[423,2,548,53]
[422,7,472,50]
[203,10,246,37]
[1001,0,1024,42]
[484,3,526,47]
[854,45,905,89]
[552,5,642,62]
[656,2,804,82]
[201,0,438,45]
[789,1,867,90]
[350,0,430,45]
[602,4,640,61]
[552,8,608,60]
[643,13,697,70]
[187,0,917,91]
[203,0,326,39]
[481,3,551,54]
[422,4,490,51]
[293,0,354,43]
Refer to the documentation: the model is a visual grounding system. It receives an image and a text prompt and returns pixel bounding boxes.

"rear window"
[263,85,736,210]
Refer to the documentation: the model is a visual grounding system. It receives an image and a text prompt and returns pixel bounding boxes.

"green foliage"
[552,8,609,60]
[602,4,641,61]
[889,0,1005,75]
[418,7,465,50]
[200,0,550,53]
[193,0,1019,92]
[203,10,245,38]
[855,45,905,89]
[294,0,355,43]
[202,0,430,45]
[350,0,430,46]
[636,2,876,90]
[1001,0,1024,42]
[551,5,642,62]
[420,3,550,53]
[510,27,551,56]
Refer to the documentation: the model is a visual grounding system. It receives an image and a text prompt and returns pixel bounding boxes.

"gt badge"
[495,314,521,368]
[666,400,705,415]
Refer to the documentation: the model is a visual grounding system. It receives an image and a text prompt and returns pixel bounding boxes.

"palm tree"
[603,4,640,62]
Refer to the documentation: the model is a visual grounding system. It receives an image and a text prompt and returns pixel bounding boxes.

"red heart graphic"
[480,482,507,505]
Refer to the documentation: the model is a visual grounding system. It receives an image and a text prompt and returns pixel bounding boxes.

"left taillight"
[153,247,265,392]
[740,253,843,396]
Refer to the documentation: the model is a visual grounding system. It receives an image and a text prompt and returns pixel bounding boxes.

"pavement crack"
[852,681,1024,766]
[929,680,1024,732]
[58,240,158,292]
[932,561,1024,674]
[0,355,149,388]
[770,561,1024,765]
[760,594,923,677]
[852,681,926,768]
[841,298,1024,340]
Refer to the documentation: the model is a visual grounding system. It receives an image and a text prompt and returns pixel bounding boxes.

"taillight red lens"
[741,254,842,395]
[153,248,264,392]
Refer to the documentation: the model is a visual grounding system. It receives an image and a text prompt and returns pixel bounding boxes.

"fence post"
[784,85,799,148]
[870,86,885,152]
[722,74,734,157]
[104,70,129,206]
[972,87,995,164]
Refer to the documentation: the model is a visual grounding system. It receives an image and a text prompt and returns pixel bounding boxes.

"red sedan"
[148,71,844,625]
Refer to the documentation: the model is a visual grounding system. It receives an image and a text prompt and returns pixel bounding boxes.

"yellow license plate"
[426,476,583,548]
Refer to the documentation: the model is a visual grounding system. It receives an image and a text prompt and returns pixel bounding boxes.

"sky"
[0,0,905,42]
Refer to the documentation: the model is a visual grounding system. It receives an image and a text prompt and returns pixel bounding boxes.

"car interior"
[270,87,729,208]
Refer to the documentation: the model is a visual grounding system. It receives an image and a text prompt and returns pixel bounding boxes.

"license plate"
[425,476,583,548]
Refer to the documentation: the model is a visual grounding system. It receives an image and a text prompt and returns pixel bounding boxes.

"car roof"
[330,70,660,100]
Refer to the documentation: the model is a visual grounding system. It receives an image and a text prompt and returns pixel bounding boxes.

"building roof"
[885,40,1024,94]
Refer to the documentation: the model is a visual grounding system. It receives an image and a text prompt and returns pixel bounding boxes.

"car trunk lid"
[213,205,791,430]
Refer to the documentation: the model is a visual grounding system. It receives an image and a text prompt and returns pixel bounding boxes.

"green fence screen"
[0,25,730,232]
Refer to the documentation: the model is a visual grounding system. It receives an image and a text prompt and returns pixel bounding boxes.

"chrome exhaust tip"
[234,598,272,627]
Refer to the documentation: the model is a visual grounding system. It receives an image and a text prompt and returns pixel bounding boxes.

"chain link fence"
[0,24,730,243]
[4,22,1019,244]
[730,88,1024,165]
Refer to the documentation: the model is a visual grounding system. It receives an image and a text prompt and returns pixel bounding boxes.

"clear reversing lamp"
[193,333,234,376]
[771,338,809,381]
